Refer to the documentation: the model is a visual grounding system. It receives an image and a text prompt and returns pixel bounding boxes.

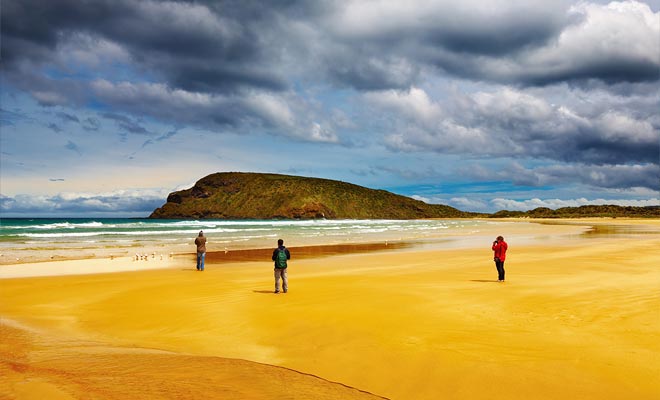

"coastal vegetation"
[490,205,660,218]
[149,172,473,219]
[150,172,659,219]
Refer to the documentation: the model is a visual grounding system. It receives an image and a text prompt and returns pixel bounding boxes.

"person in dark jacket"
[195,231,207,271]
[492,236,508,282]
[271,239,291,293]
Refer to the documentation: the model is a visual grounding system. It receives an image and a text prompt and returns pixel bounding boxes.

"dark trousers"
[495,259,505,281]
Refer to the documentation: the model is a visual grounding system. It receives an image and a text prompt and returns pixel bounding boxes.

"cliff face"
[149,172,470,219]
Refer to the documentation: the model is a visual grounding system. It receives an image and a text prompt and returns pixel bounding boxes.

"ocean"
[0,218,496,264]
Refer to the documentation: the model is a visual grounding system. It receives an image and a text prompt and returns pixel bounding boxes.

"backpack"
[275,248,288,269]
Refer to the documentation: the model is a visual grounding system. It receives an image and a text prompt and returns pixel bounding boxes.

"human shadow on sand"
[470,279,501,283]
[253,290,276,294]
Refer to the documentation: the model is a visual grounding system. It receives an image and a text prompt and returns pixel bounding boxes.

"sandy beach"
[1,219,659,399]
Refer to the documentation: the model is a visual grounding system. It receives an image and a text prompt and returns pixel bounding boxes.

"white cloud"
[448,197,489,211]
[526,1,659,72]
[470,88,554,122]
[91,80,215,109]
[491,197,660,211]
[309,122,339,143]
[136,0,237,39]
[375,84,658,167]
[364,87,443,125]
[31,91,68,106]
[58,34,131,68]
[594,111,657,143]
[333,0,569,42]
[1,188,171,217]
[243,92,295,128]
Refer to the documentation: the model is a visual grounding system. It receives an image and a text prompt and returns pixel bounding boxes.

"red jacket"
[492,240,508,261]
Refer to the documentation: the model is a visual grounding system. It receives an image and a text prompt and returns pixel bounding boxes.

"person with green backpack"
[271,238,291,293]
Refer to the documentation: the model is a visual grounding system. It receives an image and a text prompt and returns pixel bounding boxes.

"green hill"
[149,172,472,219]
[490,205,660,218]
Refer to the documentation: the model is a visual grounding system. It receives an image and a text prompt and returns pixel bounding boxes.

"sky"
[1,0,659,217]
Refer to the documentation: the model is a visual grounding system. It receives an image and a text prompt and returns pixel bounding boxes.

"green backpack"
[275,248,288,269]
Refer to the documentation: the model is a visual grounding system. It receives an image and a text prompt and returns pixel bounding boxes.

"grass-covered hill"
[490,205,660,218]
[149,172,473,219]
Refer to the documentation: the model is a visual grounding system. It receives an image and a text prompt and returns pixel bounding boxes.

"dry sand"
[1,219,659,399]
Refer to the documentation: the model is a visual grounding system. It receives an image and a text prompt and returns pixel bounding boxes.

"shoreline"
[0,218,596,278]
[3,217,659,271]
[0,217,561,263]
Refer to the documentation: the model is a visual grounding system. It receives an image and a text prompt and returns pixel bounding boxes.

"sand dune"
[1,219,659,399]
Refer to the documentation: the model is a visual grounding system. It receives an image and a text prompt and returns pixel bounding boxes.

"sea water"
[0,218,494,263]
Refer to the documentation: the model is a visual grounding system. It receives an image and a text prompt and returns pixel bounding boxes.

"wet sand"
[1,219,659,399]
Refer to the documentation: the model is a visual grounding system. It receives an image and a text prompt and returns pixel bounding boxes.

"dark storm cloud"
[2,0,287,94]
[325,55,420,91]
[461,100,660,165]
[370,84,658,191]
[6,0,656,102]
[281,1,652,91]
[1,0,658,203]
[500,162,660,190]
[541,164,660,190]
[3,0,657,129]
[345,1,658,87]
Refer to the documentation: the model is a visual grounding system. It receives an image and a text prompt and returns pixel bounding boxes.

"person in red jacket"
[492,236,508,282]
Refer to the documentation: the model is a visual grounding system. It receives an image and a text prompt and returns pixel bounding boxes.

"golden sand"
[1,219,659,399]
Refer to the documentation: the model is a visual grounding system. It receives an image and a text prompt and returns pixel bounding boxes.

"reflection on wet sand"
[581,223,660,237]
[203,241,414,264]
[535,219,660,238]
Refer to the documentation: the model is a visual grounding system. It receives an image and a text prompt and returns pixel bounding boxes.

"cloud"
[89,79,340,143]
[32,91,69,106]
[375,86,659,166]
[364,87,444,126]
[319,0,659,87]
[491,197,660,211]
[101,112,151,135]
[2,0,286,92]
[529,163,659,190]
[0,189,169,216]
[456,161,660,191]
[82,117,101,131]
[1,0,658,217]
[3,0,657,144]
[447,197,489,212]
[6,1,656,99]
[317,1,569,88]
[516,1,660,85]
